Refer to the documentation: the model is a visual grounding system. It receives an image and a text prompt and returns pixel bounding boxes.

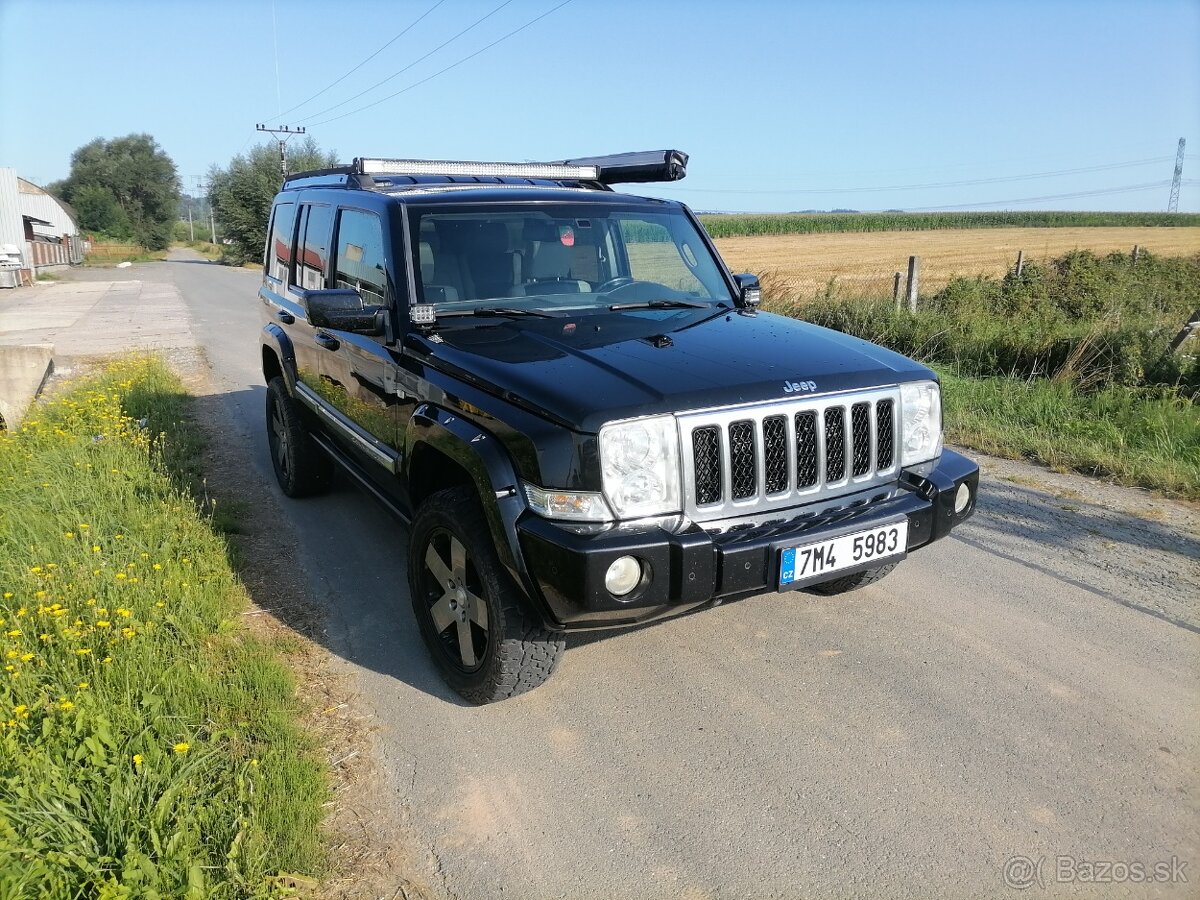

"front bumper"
[517,448,979,630]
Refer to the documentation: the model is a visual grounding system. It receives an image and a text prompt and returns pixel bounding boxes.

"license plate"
[779,520,908,589]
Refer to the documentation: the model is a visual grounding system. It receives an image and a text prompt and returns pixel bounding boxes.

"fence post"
[905,256,919,311]
[1132,244,1140,265]
[1167,308,1200,354]
[893,271,902,307]
[1015,250,1024,276]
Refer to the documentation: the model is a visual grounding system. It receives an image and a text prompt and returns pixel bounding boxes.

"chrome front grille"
[678,388,901,521]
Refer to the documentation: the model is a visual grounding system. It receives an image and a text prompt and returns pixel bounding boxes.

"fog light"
[605,556,642,597]
[954,482,972,514]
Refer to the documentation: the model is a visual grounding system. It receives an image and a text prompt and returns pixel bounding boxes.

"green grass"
[0,358,327,898]
[699,210,1200,238]
[767,250,1200,497]
[939,369,1200,498]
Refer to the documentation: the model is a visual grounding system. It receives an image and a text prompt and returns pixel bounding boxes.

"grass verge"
[938,367,1200,499]
[767,250,1200,498]
[0,357,326,897]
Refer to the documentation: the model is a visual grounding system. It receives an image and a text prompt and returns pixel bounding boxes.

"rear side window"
[333,208,387,307]
[293,203,333,290]
[265,201,296,282]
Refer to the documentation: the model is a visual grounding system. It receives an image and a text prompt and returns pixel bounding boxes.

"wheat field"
[711,226,1200,297]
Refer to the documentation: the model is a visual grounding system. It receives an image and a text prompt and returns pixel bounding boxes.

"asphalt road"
[44,253,1200,898]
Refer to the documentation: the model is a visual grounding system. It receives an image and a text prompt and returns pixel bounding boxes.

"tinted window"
[294,203,333,290]
[620,218,707,295]
[410,203,732,310]
[333,209,387,307]
[266,201,296,282]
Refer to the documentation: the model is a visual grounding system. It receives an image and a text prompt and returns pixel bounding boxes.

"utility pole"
[187,204,194,242]
[1168,137,1185,213]
[255,124,306,181]
[196,177,217,246]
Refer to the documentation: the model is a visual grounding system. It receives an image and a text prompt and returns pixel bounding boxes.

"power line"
[904,181,1172,211]
[306,0,576,127]
[652,156,1174,195]
[296,0,518,125]
[269,0,448,121]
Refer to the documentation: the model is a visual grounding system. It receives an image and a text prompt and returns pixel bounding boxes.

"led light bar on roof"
[355,158,599,181]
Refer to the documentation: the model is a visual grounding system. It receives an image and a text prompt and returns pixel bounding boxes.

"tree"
[72,184,132,238]
[207,138,338,265]
[54,134,180,249]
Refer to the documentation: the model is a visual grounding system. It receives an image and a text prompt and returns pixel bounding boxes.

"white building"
[0,168,83,284]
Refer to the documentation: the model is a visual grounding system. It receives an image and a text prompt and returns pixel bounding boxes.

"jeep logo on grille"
[783,380,817,394]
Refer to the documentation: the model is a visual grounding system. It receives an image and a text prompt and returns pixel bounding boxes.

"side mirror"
[734,273,761,308]
[299,287,385,335]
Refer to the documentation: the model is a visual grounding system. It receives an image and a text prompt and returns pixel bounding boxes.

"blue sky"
[2,0,1198,212]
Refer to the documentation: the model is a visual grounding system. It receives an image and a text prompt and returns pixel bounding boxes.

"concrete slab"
[0,343,53,428]
[0,278,195,357]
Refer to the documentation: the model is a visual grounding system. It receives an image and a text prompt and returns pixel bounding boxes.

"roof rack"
[283,150,688,192]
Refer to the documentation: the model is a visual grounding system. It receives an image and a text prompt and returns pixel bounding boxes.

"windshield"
[408,202,734,314]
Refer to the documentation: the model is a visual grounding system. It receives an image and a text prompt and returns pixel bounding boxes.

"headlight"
[900,380,943,466]
[598,415,682,518]
[524,484,613,521]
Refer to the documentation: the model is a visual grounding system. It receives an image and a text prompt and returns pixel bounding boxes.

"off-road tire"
[265,376,332,497]
[809,563,898,596]
[409,485,565,704]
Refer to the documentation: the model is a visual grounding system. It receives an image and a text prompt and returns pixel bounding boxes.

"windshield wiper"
[609,299,711,311]
[437,306,555,319]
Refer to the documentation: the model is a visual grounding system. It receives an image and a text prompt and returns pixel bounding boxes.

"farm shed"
[0,168,84,284]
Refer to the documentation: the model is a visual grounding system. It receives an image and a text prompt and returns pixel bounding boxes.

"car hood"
[418,307,932,432]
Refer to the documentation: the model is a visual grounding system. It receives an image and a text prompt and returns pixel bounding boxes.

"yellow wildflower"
[6,630,20,637]
[20,653,33,662]
[77,681,89,690]
[92,546,101,553]
[13,705,27,718]
[102,656,112,664]
[63,532,75,539]
[172,742,190,755]
[58,699,74,711]
[155,601,165,608]
[96,621,111,628]
[2,593,11,599]
[116,608,131,618]
[75,648,92,656]
[152,564,162,571]
[133,754,143,766]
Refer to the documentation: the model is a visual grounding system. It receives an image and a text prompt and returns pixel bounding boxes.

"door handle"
[275,308,295,324]
[315,333,340,351]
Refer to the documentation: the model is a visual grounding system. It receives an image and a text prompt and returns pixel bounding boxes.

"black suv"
[259,151,979,703]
